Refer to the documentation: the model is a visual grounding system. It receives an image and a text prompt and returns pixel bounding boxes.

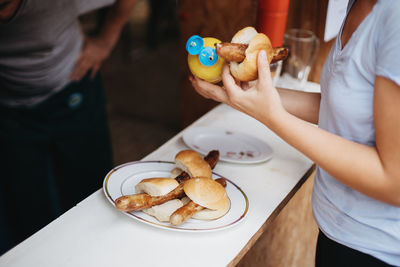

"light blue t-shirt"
[312,0,400,265]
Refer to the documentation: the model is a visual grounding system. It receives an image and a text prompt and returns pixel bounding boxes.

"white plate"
[182,127,273,164]
[103,161,249,232]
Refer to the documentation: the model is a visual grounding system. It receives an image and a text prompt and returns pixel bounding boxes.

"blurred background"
[81,0,181,166]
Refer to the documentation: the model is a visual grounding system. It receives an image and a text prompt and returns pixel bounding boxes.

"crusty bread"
[192,196,230,220]
[143,199,184,222]
[135,178,179,196]
[183,177,228,210]
[230,26,273,81]
[174,150,212,179]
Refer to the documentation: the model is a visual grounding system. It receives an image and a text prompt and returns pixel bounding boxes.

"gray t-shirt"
[0,0,115,107]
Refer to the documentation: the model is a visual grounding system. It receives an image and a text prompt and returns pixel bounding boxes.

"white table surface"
[0,104,313,267]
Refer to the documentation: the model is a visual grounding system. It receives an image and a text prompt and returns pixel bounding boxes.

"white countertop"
[0,104,313,267]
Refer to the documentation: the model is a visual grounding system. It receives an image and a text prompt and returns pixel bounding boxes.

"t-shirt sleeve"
[375,1,400,86]
[76,0,116,15]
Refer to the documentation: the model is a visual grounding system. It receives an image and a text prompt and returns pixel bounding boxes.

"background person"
[0,0,136,255]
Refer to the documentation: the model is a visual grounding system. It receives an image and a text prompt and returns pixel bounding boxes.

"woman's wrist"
[261,103,291,132]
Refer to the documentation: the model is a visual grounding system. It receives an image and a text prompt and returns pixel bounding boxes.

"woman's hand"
[190,50,287,126]
[70,36,113,81]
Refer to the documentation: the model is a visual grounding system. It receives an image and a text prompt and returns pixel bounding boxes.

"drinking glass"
[280,29,319,89]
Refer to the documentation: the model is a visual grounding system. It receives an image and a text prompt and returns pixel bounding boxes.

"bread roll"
[174,150,212,179]
[229,26,273,81]
[135,178,179,196]
[183,177,230,220]
[192,196,230,220]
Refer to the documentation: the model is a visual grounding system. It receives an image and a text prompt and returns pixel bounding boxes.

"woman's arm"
[373,76,400,204]
[191,51,400,206]
[277,88,320,124]
[268,75,400,206]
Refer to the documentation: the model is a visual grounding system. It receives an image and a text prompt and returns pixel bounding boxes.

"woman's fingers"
[189,76,229,103]
[189,76,209,99]
[257,50,273,89]
[221,64,244,102]
[221,64,238,90]
[242,80,257,91]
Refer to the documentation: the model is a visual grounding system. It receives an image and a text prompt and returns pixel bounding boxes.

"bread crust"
[175,150,212,179]
[192,196,230,220]
[135,178,179,196]
[230,27,273,81]
[183,177,228,210]
[169,177,230,224]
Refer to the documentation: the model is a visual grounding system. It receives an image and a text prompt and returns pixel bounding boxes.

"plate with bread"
[103,150,249,232]
[182,127,273,164]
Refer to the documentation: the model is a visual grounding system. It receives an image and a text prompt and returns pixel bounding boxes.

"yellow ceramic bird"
[186,35,224,83]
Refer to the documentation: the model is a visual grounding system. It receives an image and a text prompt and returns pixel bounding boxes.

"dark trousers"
[0,74,113,254]
[316,230,395,267]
